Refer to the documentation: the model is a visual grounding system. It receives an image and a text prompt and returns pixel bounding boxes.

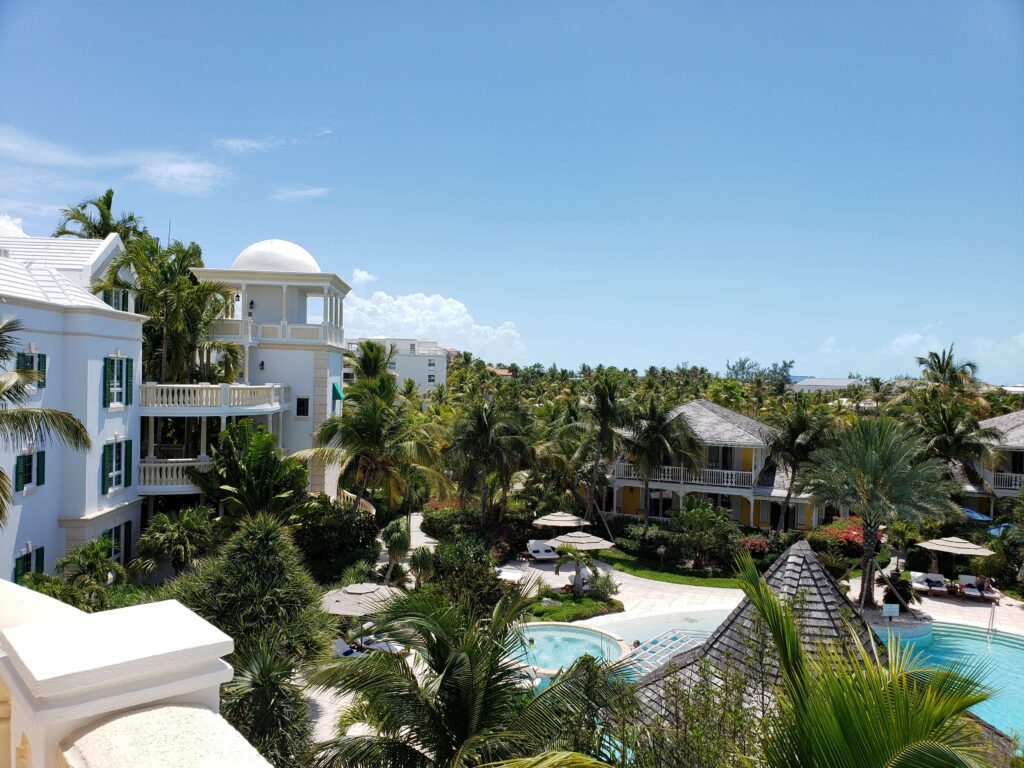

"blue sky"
[1,1,1022,381]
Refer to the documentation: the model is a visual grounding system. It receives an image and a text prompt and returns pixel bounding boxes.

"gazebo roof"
[915,536,995,558]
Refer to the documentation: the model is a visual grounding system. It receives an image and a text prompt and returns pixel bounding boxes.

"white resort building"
[345,336,450,393]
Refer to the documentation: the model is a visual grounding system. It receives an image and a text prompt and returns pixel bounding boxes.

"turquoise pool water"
[887,623,1024,737]
[520,624,622,671]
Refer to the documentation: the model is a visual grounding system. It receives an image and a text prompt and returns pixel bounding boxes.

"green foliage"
[169,513,334,664]
[382,517,411,585]
[596,547,741,589]
[433,536,511,612]
[190,420,308,521]
[668,496,740,571]
[528,595,623,622]
[133,505,215,577]
[409,545,435,587]
[586,569,620,602]
[17,572,98,612]
[290,494,380,584]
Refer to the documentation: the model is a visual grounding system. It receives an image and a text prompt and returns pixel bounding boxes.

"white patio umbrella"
[546,530,614,592]
[532,511,591,528]
[915,537,995,573]
[321,583,403,617]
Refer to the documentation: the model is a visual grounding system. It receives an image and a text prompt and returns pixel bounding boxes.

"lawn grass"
[527,594,624,622]
[595,547,741,589]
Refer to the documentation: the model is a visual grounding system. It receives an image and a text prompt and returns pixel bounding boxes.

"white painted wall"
[346,337,449,393]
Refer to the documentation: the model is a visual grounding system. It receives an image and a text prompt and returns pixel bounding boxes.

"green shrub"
[528,595,624,622]
[587,569,620,601]
[291,494,380,584]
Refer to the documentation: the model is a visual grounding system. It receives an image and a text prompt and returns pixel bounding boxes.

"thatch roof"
[636,540,879,713]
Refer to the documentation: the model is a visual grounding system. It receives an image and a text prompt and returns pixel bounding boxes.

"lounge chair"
[958,575,1002,604]
[526,539,558,561]
[910,572,951,596]
[333,639,364,658]
[496,567,529,584]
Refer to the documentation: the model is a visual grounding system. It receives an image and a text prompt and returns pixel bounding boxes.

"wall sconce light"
[259,361,265,371]
[234,294,240,302]
[249,300,255,311]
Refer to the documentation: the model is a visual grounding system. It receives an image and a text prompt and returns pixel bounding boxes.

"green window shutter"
[125,359,134,405]
[36,354,46,388]
[103,290,112,306]
[121,292,129,311]
[33,547,44,574]
[101,443,112,494]
[14,553,29,582]
[15,352,27,370]
[35,451,45,486]
[102,358,111,408]
[14,455,25,493]
[123,520,132,562]
[124,440,132,487]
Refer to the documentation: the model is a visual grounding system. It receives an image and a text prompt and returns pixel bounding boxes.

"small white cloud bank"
[345,289,527,362]
[213,136,284,155]
[272,186,332,201]
[350,268,379,287]
[0,213,27,237]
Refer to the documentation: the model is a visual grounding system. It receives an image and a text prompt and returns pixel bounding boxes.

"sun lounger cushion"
[958,575,1002,602]
[527,540,558,560]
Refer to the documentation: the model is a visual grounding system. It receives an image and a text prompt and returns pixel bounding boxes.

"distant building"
[790,377,863,393]
[345,337,449,393]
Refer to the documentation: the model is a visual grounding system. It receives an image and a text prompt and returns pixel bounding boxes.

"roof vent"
[0,248,10,260]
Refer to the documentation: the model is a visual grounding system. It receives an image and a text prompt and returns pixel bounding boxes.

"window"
[14,552,31,582]
[101,439,132,494]
[103,357,133,407]
[409,343,416,354]
[387,361,397,371]
[14,450,45,492]
[102,289,130,311]
[427,358,436,368]
[102,521,132,564]
[15,351,47,388]
[427,374,436,384]
[296,397,310,417]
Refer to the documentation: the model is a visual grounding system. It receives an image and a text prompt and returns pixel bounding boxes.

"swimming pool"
[579,607,734,645]
[520,623,628,674]
[885,623,1024,737]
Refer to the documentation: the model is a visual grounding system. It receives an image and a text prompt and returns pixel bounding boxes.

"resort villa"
[344,336,450,393]
[610,399,819,531]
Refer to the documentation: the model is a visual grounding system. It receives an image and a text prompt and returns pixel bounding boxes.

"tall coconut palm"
[796,418,959,607]
[343,339,397,401]
[53,188,144,241]
[449,399,531,526]
[764,394,834,531]
[910,389,999,487]
[579,373,630,539]
[309,588,623,768]
[916,344,980,394]
[621,397,700,531]
[0,317,91,527]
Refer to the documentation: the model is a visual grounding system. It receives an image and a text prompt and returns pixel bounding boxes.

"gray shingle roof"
[980,410,1024,449]
[636,540,879,714]
[668,399,777,447]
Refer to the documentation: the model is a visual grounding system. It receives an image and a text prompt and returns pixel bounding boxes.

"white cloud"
[885,326,941,356]
[0,124,231,197]
[213,136,284,155]
[0,213,27,237]
[272,186,332,201]
[351,268,379,287]
[820,336,838,354]
[345,289,527,361]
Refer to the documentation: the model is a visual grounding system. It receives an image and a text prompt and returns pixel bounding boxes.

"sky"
[1,2,1022,382]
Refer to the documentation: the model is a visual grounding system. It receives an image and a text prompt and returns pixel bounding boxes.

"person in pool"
[631,640,641,650]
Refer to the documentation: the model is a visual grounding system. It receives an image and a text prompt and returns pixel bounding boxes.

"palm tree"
[910,389,999,487]
[309,588,623,767]
[864,376,893,415]
[916,344,980,394]
[297,378,445,516]
[764,394,833,531]
[579,373,629,540]
[449,399,531,526]
[0,317,91,527]
[343,339,397,403]
[732,550,994,768]
[53,188,144,241]
[381,518,411,585]
[796,418,959,607]
[132,506,215,576]
[554,545,595,597]
[408,545,435,587]
[622,397,700,531]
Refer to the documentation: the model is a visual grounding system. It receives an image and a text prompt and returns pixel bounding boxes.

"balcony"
[994,472,1024,493]
[139,383,290,415]
[209,319,343,346]
[137,458,213,495]
[613,462,754,489]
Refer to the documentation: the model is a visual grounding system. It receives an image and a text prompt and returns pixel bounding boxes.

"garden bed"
[526,593,624,623]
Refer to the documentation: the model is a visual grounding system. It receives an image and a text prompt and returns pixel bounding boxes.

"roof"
[230,239,321,272]
[791,377,863,389]
[636,540,879,714]
[669,399,777,446]
[0,258,121,312]
[0,233,122,277]
[980,410,1024,449]
[754,462,809,499]
[949,459,986,494]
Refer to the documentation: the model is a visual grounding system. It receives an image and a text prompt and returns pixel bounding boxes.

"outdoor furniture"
[909,571,952,596]
[332,639,364,658]
[321,583,403,617]
[496,566,529,584]
[526,539,558,560]
[958,574,1002,604]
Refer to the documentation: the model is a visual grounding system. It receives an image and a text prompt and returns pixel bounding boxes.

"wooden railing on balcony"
[137,458,213,488]
[613,462,754,488]
[140,383,286,410]
[994,472,1024,492]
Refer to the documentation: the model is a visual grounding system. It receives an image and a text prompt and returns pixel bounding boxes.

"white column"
[148,417,155,458]
[322,286,329,328]
[200,416,208,459]
[281,285,287,323]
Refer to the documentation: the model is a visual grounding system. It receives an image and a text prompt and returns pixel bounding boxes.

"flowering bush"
[807,517,882,558]
[739,535,769,555]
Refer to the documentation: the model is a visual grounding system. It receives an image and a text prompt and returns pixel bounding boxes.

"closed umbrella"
[533,511,591,528]
[321,583,402,617]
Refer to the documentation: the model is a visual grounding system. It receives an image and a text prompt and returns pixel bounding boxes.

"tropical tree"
[53,188,144,241]
[668,496,739,572]
[579,372,630,539]
[621,397,700,531]
[554,545,595,597]
[916,344,980,395]
[449,399,531,526]
[18,571,100,612]
[0,317,92,527]
[409,545,435,587]
[382,518,411,585]
[796,418,959,607]
[764,393,834,531]
[132,505,215,576]
[343,339,397,397]
[309,588,624,768]
[909,389,999,486]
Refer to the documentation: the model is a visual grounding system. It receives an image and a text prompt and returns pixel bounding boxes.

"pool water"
[520,624,622,671]
[887,623,1024,737]
[579,607,733,645]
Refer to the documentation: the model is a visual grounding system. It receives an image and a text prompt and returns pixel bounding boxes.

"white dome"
[230,239,321,272]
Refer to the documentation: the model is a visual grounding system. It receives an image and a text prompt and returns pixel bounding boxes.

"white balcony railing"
[613,462,754,488]
[210,318,342,346]
[140,383,286,410]
[137,458,213,489]
[994,472,1024,492]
